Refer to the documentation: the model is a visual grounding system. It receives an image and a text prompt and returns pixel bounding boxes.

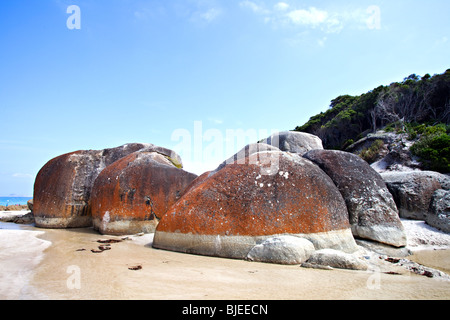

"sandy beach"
[1,212,450,300]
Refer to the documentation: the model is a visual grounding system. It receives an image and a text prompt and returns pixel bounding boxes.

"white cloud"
[239,1,270,15]
[132,3,167,22]
[285,7,344,33]
[240,3,378,35]
[317,36,327,47]
[137,1,223,25]
[200,8,222,22]
[287,7,328,26]
[324,16,344,34]
[185,0,223,25]
[208,117,224,125]
[436,36,448,45]
[274,2,290,11]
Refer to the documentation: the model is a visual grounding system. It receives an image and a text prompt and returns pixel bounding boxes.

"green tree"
[410,125,450,173]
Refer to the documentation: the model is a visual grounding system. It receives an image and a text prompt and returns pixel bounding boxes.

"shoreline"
[409,249,450,275]
[0,224,51,299]
[1,212,450,300]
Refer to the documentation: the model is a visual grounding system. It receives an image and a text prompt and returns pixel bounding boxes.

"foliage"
[166,156,183,169]
[342,139,354,150]
[410,125,450,173]
[295,69,450,150]
[359,140,385,164]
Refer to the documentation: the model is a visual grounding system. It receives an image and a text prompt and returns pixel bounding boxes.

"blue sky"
[0,0,449,196]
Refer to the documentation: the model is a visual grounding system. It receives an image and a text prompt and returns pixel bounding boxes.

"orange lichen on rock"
[33,150,95,228]
[33,143,184,229]
[154,152,358,258]
[91,151,197,235]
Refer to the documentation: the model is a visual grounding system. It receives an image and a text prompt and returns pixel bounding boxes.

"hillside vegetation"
[295,69,450,173]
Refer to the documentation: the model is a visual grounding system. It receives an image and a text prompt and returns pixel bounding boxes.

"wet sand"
[0,225,51,300]
[410,249,450,275]
[26,227,450,300]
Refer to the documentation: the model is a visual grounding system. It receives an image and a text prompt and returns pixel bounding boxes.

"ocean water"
[0,221,24,230]
[0,197,32,206]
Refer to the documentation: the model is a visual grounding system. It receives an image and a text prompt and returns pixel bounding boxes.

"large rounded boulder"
[426,189,450,233]
[260,131,323,155]
[91,151,197,235]
[212,142,280,174]
[246,236,316,265]
[304,150,406,248]
[33,143,182,229]
[381,171,450,220]
[153,151,358,260]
